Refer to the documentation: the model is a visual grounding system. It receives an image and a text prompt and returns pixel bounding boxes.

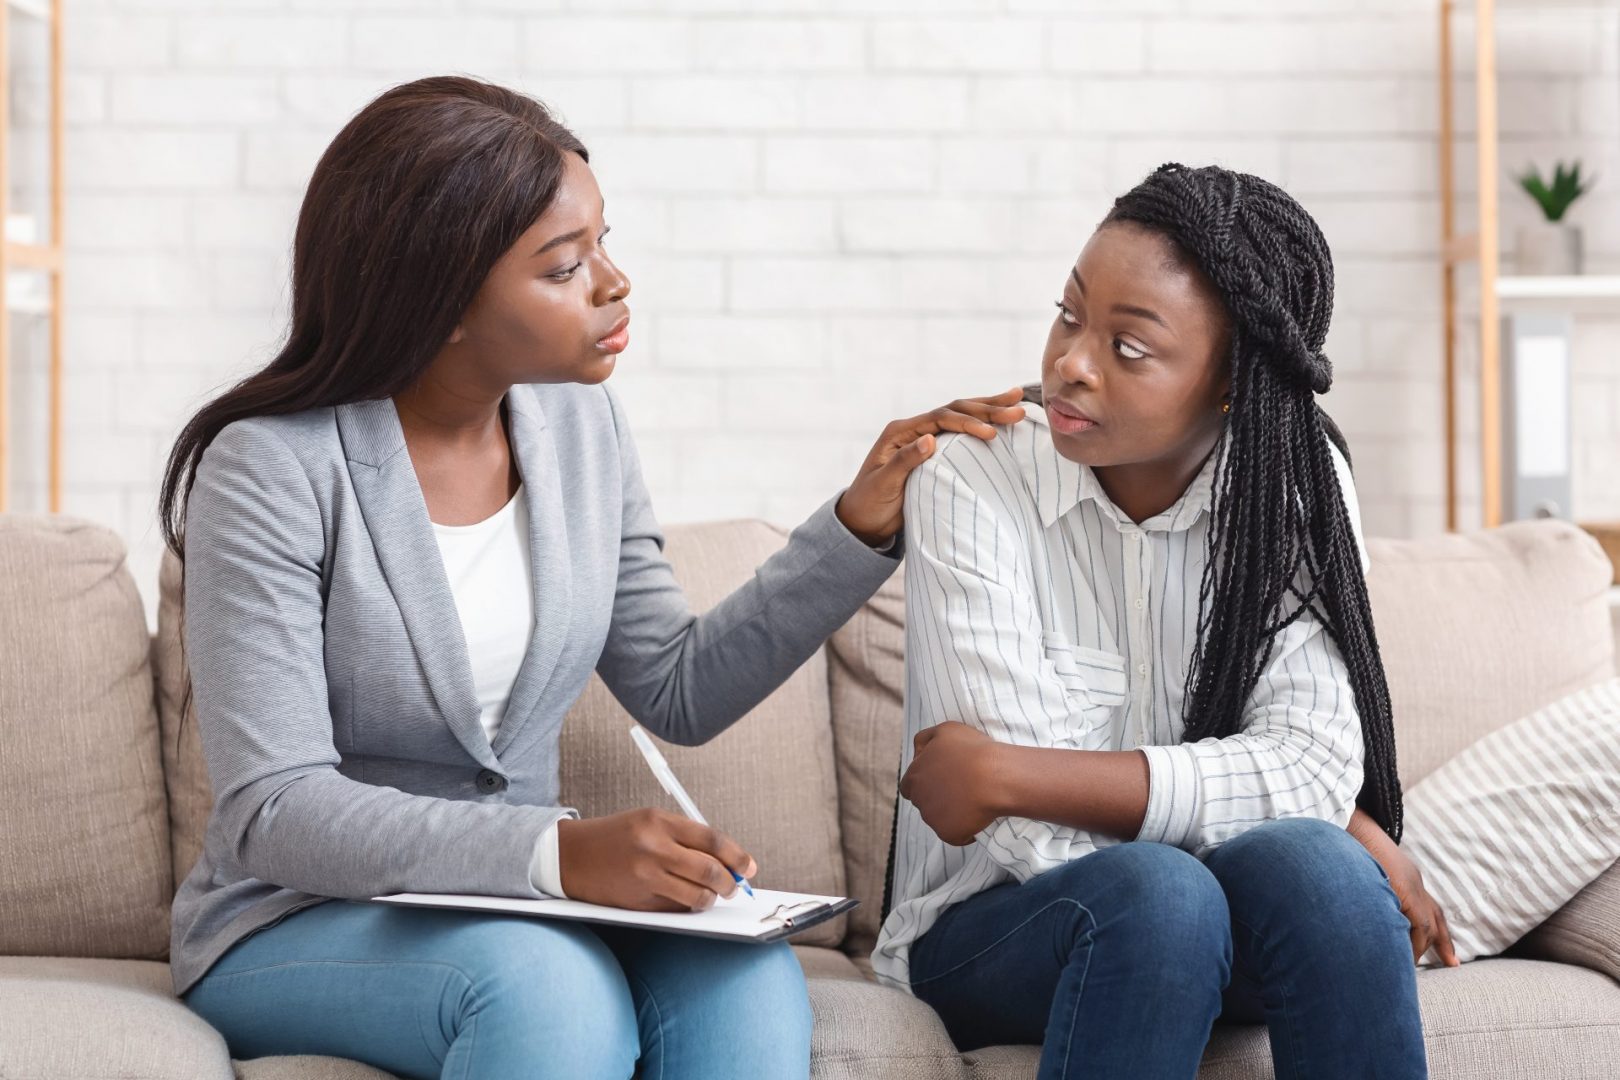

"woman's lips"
[595,316,630,354]
[1046,398,1099,435]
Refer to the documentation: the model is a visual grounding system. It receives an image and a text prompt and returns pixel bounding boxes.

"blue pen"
[629,725,754,898]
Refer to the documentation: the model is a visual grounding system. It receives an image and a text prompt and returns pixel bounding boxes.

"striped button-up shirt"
[872,407,1371,991]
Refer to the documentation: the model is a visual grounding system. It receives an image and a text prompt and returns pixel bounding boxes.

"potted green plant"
[1514,160,1592,275]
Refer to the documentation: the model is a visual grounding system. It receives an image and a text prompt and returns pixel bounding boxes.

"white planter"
[1515,223,1584,276]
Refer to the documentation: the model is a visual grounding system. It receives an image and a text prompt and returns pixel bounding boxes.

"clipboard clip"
[759,900,823,929]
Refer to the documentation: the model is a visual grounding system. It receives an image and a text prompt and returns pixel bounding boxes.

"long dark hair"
[157,75,589,559]
[1102,162,1402,842]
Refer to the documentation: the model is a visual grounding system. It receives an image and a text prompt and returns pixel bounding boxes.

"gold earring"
[1221,401,1231,414]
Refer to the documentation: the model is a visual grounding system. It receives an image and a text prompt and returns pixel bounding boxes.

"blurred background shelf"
[4,0,51,22]
[1496,276,1620,305]
[4,269,50,316]
[1439,0,1620,531]
[0,0,64,513]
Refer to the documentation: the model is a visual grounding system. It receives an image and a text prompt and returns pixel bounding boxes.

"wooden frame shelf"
[0,0,64,513]
[1439,0,1620,531]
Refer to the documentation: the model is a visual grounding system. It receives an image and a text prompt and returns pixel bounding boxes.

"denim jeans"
[182,899,813,1080]
[909,816,1427,1080]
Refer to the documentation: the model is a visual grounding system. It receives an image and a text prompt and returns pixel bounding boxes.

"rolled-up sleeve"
[1135,604,1366,857]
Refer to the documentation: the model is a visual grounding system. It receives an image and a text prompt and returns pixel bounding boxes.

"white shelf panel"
[4,296,51,316]
[1488,275,1620,313]
[4,214,40,245]
[1474,0,1620,8]
[3,270,51,316]
[1497,276,1620,300]
[4,0,52,21]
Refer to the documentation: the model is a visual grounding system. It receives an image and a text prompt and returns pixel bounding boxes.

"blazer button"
[476,769,507,793]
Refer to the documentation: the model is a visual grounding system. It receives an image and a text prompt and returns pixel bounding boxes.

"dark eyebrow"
[532,199,607,258]
[1071,268,1169,330]
[1114,302,1168,330]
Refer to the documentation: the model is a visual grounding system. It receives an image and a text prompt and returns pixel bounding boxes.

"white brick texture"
[41,0,1620,624]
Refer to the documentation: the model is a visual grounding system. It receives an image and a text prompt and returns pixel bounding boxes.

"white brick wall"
[40,0,1620,625]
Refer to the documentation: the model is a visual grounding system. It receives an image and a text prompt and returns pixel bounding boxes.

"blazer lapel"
[336,397,499,771]
[490,385,574,757]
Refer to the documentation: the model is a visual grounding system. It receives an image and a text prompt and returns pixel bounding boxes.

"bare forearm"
[991,744,1151,842]
[1346,806,1387,852]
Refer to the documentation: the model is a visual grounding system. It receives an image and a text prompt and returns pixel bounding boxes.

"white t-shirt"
[431,485,564,896]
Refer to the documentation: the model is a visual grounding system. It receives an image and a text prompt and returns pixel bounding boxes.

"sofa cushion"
[806,973,967,1080]
[1366,519,1616,789]
[794,943,869,982]
[156,551,213,892]
[826,564,906,962]
[558,521,849,946]
[0,515,172,959]
[960,958,1620,1078]
[0,956,231,1079]
[232,1057,397,1079]
[1515,857,1620,984]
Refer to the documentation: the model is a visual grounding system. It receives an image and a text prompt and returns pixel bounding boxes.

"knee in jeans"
[745,943,812,1041]
[1217,817,1397,928]
[1065,844,1230,959]
[674,940,811,1052]
[739,941,811,1007]
[449,918,634,1033]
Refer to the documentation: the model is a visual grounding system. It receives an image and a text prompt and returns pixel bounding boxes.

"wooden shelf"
[2,242,61,271]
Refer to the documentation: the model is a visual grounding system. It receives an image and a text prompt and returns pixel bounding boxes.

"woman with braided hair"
[873,163,1453,1078]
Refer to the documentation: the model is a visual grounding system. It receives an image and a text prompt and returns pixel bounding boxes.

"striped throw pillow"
[1400,676,1620,965]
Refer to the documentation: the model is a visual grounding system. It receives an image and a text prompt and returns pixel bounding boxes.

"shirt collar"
[1021,406,1222,534]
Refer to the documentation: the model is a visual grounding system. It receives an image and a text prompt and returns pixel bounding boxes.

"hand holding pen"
[630,725,755,898]
[552,732,758,912]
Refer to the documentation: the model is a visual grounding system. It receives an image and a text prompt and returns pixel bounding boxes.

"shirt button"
[475,769,507,793]
[1137,662,1148,676]
[1134,597,1144,610]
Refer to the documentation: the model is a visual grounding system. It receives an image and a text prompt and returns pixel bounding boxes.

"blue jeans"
[182,900,812,1080]
[910,816,1427,1080]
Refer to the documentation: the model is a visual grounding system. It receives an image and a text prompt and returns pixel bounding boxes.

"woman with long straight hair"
[161,75,1024,1079]
[877,163,1458,1079]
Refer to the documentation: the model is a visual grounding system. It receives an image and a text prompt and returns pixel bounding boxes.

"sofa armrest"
[1513,857,1620,982]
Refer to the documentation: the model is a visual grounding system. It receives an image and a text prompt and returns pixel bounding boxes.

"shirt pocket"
[1041,631,1129,711]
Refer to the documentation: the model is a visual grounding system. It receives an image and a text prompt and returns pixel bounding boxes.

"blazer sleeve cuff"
[528,810,578,898]
[815,488,906,566]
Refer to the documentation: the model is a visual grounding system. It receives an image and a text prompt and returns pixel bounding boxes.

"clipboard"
[362,888,858,944]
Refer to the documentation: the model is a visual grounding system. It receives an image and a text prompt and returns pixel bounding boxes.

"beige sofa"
[2,512,1618,1080]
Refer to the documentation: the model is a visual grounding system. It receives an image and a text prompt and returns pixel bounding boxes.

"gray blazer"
[170,381,901,996]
